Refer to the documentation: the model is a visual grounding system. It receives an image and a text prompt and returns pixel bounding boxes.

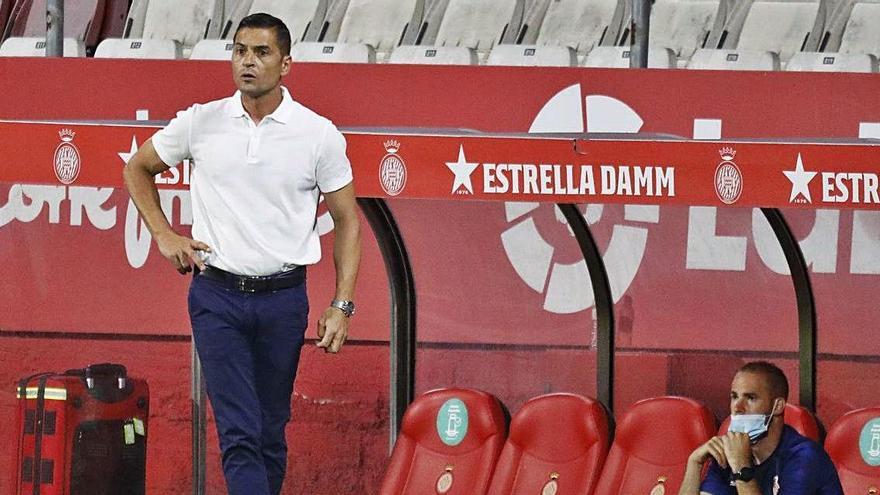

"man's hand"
[317,306,349,353]
[721,432,753,473]
[689,436,729,469]
[154,230,211,274]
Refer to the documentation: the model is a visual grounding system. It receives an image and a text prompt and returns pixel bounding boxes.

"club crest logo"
[54,128,81,185]
[714,147,742,205]
[379,140,407,196]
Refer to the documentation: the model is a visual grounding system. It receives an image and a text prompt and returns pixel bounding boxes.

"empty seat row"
[379,388,880,495]
[2,34,876,74]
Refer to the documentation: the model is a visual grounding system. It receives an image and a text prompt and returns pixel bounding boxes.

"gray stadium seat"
[94,37,182,59]
[736,1,821,61]
[838,2,880,56]
[123,0,225,56]
[387,44,478,65]
[336,0,419,54]
[530,0,620,56]
[688,47,780,69]
[583,45,677,68]
[189,38,233,60]
[219,0,323,42]
[786,51,878,71]
[650,0,720,59]
[432,0,521,56]
[288,0,419,63]
[485,44,577,66]
[0,36,85,56]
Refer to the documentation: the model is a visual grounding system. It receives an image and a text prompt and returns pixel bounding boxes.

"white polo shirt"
[152,87,353,276]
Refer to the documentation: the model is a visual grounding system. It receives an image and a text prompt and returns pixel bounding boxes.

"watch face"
[333,300,355,317]
[735,466,755,482]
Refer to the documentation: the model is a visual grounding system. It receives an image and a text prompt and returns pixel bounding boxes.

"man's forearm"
[123,165,173,238]
[679,460,705,495]
[331,213,361,300]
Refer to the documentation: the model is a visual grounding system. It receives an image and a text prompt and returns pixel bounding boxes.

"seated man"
[679,361,843,495]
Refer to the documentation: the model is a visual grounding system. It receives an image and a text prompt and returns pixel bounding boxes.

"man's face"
[730,371,778,416]
[232,27,291,98]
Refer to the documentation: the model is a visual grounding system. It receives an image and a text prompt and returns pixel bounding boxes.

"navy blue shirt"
[701,426,843,495]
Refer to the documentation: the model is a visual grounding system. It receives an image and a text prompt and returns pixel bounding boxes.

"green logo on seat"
[437,398,468,446]
[859,417,880,466]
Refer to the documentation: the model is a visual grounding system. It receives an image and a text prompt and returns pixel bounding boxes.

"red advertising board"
[0,59,878,358]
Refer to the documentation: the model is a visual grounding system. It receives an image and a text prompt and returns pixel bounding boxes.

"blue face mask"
[728,399,781,444]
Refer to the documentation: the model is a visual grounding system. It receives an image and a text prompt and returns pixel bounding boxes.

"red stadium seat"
[6,0,107,51]
[378,388,507,495]
[486,393,611,495]
[593,396,716,495]
[824,407,880,494]
[0,0,14,41]
[718,403,821,441]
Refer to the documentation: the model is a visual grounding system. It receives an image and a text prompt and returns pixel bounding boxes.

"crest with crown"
[384,139,400,154]
[58,128,76,143]
[719,147,736,161]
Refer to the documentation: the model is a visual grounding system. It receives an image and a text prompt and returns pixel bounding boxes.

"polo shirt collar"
[228,86,295,124]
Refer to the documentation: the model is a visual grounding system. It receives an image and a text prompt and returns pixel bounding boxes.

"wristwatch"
[330,299,356,318]
[730,466,756,483]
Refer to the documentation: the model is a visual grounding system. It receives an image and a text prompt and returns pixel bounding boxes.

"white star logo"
[118,136,139,165]
[445,145,479,194]
[783,153,817,203]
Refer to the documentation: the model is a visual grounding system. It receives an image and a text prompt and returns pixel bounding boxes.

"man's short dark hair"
[738,361,789,400]
[234,13,291,56]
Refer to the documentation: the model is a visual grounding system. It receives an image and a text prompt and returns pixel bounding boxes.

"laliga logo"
[501,84,658,314]
[379,139,407,196]
[54,128,81,185]
[715,147,743,205]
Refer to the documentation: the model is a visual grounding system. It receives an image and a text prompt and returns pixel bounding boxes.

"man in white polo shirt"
[123,13,360,495]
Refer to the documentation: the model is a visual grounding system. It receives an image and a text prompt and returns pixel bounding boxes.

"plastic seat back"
[719,403,821,441]
[190,39,233,60]
[593,396,716,495]
[786,52,878,73]
[486,44,576,66]
[291,41,376,63]
[824,407,880,494]
[487,394,611,495]
[688,48,780,70]
[0,36,85,56]
[387,45,478,65]
[584,46,677,68]
[379,388,507,495]
[94,37,181,59]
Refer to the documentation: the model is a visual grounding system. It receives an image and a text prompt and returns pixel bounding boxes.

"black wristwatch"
[330,299,355,318]
[730,466,756,483]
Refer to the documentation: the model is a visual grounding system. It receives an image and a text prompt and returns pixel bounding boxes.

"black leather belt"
[198,265,306,293]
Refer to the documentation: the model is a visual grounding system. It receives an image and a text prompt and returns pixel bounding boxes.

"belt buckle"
[237,277,255,293]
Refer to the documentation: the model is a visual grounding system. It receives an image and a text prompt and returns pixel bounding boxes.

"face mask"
[728,400,780,443]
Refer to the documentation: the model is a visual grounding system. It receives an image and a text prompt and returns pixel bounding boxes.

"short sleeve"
[700,461,733,495]
[779,445,844,494]
[151,106,194,167]
[315,123,353,193]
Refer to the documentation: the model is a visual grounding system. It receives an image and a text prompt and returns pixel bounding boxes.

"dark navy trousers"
[188,273,308,495]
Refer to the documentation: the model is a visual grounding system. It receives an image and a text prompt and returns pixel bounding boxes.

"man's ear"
[772,398,786,417]
[281,55,292,76]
